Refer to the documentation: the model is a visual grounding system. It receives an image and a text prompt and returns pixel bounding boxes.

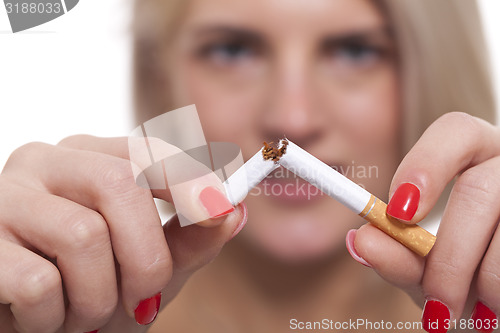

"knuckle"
[96,159,152,206]
[141,253,173,284]
[4,142,49,169]
[427,256,464,285]
[478,263,500,293]
[57,134,92,148]
[72,292,118,322]
[454,168,497,207]
[437,111,479,131]
[423,257,466,306]
[435,112,481,146]
[97,159,137,194]
[64,210,109,249]
[17,264,61,307]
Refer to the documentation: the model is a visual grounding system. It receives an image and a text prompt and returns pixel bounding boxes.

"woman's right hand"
[0,135,247,333]
[350,112,500,332]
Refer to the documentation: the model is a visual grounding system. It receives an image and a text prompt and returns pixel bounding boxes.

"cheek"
[335,70,400,196]
[337,71,400,149]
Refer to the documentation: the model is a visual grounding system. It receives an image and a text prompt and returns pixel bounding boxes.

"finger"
[102,204,247,330]
[0,239,64,333]
[37,144,172,322]
[0,180,117,332]
[160,203,247,306]
[473,216,500,328]
[58,135,234,225]
[6,140,235,321]
[387,112,500,223]
[167,203,247,272]
[350,223,425,302]
[6,141,228,323]
[421,157,500,329]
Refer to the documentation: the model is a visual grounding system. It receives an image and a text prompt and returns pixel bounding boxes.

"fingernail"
[229,202,248,240]
[345,229,372,268]
[471,301,497,333]
[199,187,235,218]
[135,292,161,325]
[387,183,420,221]
[422,299,450,333]
[84,331,99,333]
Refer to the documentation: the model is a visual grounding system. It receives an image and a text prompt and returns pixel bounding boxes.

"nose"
[260,50,326,146]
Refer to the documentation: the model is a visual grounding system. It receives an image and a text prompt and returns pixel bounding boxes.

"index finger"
[387,112,500,223]
[58,135,235,226]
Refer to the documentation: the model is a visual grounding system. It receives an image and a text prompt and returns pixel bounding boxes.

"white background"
[0,0,499,168]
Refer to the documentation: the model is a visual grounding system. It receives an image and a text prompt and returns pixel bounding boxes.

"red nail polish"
[345,229,372,268]
[199,187,234,218]
[387,183,420,221]
[135,292,161,325]
[471,301,497,333]
[84,331,99,333]
[422,300,450,333]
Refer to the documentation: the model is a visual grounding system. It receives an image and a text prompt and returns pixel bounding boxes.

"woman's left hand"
[352,112,500,332]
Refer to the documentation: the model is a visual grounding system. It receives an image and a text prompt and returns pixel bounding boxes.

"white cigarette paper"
[223,139,436,256]
[278,140,372,214]
[223,148,279,206]
[279,140,436,257]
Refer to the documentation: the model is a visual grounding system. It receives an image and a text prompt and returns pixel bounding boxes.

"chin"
[245,214,353,265]
[264,238,342,265]
[243,194,361,265]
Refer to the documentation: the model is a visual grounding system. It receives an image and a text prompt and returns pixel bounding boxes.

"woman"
[0,0,498,332]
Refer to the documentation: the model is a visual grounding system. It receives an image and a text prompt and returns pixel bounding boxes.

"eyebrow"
[189,25,264,44]
[321,27,393,46]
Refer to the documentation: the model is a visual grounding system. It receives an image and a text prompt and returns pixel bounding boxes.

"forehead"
[181,0,386,36]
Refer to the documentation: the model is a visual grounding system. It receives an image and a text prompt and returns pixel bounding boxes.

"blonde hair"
[382,0,496,150]
[133,0,496,151]
[133,0,187,124]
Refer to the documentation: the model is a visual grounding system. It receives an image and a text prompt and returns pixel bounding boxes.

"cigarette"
[223,144,280,206]
[277,139,436,257]
[222,139,436,257]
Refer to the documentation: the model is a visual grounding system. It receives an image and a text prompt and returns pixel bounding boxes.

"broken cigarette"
[223,139,436,257]
[223,145,280,206]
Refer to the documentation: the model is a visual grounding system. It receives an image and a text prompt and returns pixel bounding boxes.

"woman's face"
[167,0,400,263]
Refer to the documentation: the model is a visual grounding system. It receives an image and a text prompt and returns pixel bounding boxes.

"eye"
[200,40,256,65]
[336,42,380,63]
[322,36,389,70]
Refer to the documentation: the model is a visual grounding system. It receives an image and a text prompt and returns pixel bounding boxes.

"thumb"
[347,223,426,302]
[165,203,247,273]
[159,203,248,305]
